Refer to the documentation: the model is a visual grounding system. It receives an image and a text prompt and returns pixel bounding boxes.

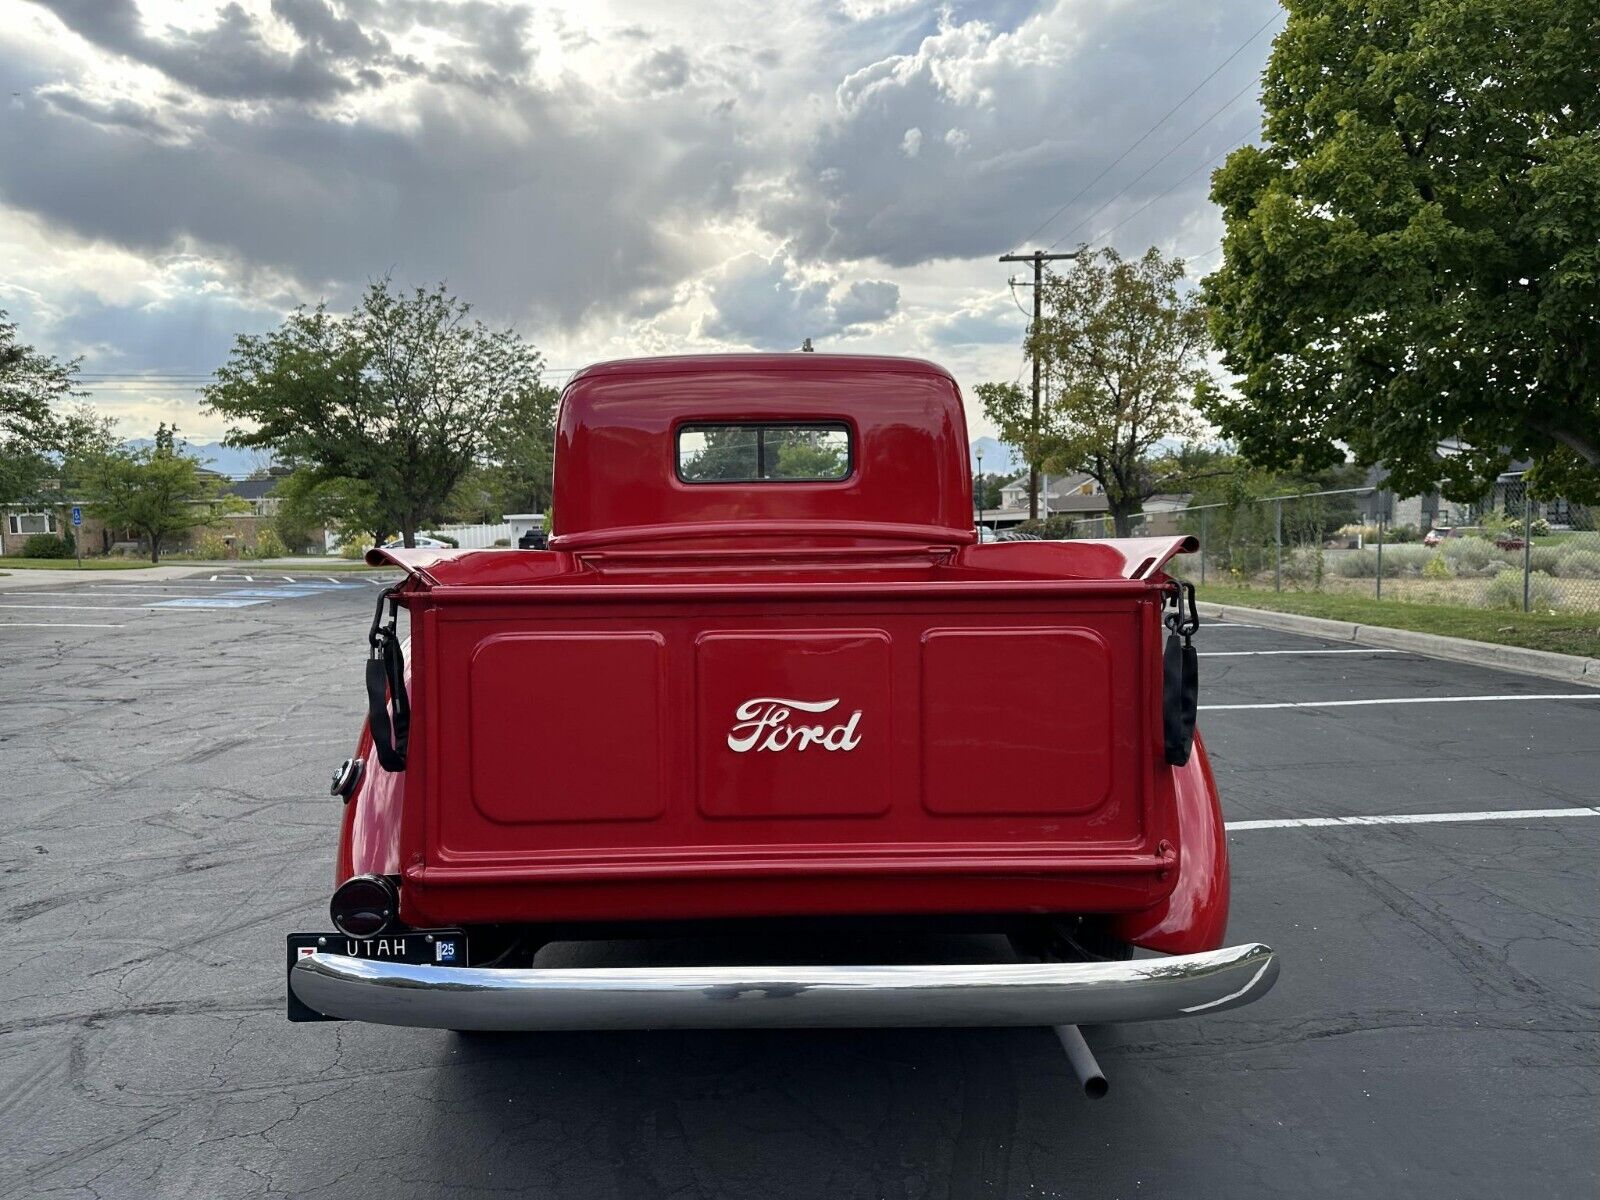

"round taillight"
[330,874,398,937]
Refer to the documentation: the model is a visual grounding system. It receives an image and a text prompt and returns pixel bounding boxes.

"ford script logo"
[728,697,863,753]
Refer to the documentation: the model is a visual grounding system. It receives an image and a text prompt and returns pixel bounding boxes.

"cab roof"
[567,352,955,384]
[550,352,972,551]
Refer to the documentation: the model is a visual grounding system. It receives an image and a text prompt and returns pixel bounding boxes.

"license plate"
[286,929,468,1022]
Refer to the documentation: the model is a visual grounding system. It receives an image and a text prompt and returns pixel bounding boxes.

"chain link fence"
[1018,475,1600,614]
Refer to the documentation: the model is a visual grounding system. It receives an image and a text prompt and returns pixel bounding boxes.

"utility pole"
[999,249,1078,519]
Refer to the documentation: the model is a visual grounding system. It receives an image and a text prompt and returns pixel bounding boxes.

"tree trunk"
[1109,502,1139,538]
[149,535,162,564]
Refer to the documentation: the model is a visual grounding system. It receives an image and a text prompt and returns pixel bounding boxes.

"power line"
[75,365,585,378]
[1084,136,1252,250]
[1009,7,1283,253]
[1047,72,1261,251]
[998,249,1078,519]
[74,367,584,386]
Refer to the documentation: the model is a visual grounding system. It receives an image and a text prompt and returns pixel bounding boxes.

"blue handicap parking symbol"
[219,588,321,599]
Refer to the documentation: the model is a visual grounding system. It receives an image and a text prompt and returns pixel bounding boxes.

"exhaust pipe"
[1053,1024,1108,1099]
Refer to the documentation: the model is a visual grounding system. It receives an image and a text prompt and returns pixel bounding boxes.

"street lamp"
[975,447,984,538]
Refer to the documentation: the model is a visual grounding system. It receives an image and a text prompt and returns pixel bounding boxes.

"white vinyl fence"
[426,522,513,549]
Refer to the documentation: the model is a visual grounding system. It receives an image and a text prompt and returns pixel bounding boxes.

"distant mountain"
[125,439,271,478]
[970,436,1021,477]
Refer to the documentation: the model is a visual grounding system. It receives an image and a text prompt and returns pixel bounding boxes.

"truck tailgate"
[393,575,1182,926]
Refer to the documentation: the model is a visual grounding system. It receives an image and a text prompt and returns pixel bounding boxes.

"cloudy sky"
[0,0,1280,446]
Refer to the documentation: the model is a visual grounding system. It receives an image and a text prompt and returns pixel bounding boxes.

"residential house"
[1358,462,1583,531]
[981,472,1106,529]
[1,494,115,556]
[1,472,321,558]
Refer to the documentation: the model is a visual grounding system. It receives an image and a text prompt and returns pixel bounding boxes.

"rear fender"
[335,720,406,886]
[1108,731,1230,955]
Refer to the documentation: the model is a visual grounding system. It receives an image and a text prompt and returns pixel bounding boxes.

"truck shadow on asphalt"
[398,934,1199,1200]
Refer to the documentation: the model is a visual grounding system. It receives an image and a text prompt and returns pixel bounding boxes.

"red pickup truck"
[288,353,1276,1083]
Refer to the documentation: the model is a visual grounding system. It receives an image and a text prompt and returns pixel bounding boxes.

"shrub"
[1380,544,1433,575]
[22,533,74,558]
[1385,524,1421,544]
[1529,517,1552,537]
[1526,545,1561,574]
[1555,549,1600,579]
[1422,553,1451,579]
[492,537,511,547]
[190,531,231,560]
[1335,548,1377,577]
[1484,568,1560,610]
[339,538,369,560]
[254,529,287,559]
[1441,537,1496,571]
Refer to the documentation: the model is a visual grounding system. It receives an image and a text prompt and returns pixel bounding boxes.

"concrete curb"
[1198,602,1600,689]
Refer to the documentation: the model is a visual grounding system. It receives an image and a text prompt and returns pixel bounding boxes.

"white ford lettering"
[728,697,863,753]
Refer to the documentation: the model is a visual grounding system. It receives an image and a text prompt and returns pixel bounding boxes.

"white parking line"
[1203,693,1600,711]
[0,590,224,600]
[1198,649,1400,657]
[1228,807,1600,831]
[94,579,267,587]
[0,603,155,612]
[0,621,126,628]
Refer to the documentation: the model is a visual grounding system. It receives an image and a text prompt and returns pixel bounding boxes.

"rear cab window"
[677,422,852,483]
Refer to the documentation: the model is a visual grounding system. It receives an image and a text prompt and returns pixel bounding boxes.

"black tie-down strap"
[366,587,410,772]
[1162,580,1199,766]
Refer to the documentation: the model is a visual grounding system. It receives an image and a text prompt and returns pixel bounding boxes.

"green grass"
[0,557,159,570]
[1197,585,1600,659]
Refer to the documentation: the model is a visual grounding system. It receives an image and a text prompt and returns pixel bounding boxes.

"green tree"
[973,472,1004,511]
[972,383,1049,518]
[770,429,847,479]
[1204,0,1600,505]
[476,383,560,518]
[983,247,1208,536]
[204,281,546,548]
[678,426,761,481]
[84,424,243,562]
[0,311,83,504]
[273,468,390,552]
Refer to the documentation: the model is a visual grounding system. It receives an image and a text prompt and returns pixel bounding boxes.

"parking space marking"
[216,588,321,599]
[145,597,268,609]
[90,581,269,588]
[0,590,226,600]
[1203,693,1600,710]
[0,603,157,612]
[1228,806,1600,831]
[1198,648,1400,657]
[0,621,126,628]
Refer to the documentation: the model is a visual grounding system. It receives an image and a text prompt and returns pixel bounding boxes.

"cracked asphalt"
[1,576,1596,1199]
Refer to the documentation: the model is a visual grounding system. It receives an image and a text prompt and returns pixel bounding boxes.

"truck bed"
[371,538,1195,928]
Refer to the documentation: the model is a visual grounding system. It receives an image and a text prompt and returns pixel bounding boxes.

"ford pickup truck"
[287,353,1277,1088]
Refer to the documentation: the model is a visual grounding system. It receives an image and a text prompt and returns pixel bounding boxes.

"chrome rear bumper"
[289,942,1277,1030]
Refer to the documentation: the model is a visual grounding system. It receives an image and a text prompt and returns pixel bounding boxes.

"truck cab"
[289,353,1276,1049]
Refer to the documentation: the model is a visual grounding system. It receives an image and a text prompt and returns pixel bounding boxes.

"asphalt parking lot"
[2,575,1596,1199]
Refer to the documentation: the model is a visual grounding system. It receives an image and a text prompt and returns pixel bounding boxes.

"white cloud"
[0,0,1276,444]
[696,251,900,349]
